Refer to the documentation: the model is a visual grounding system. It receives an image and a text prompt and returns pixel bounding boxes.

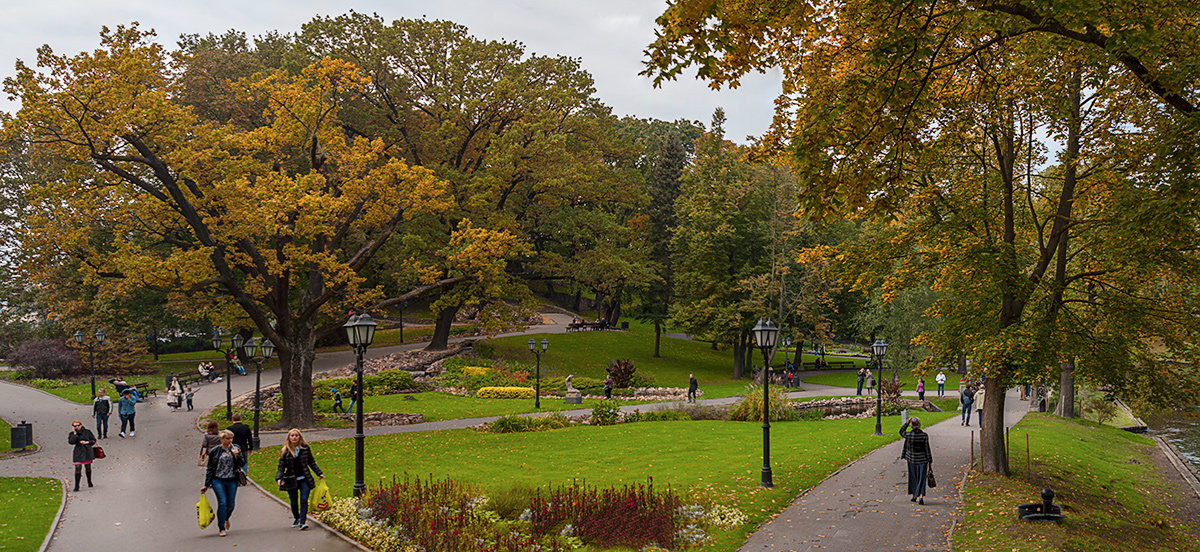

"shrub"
[461,365,491,377]
[1086,392,1118,425]
[728,384,794,422]
[30,378,70,389]
[8,338,80,379]
[880,377,905,401]
[488,485,537,519]
[638,409,692,422]
[677,403,728,420]
[472,340,496,358]
[606,358,636,388]
[529,480,681,549]
[486,413,571,433]
[628,371,657,388]
[590,399,621,425]
[477,386,535,399]
[313,368,417,399]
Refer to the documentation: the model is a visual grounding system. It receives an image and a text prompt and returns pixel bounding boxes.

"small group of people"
[166,376,195,411]
[959,381,986,427]
[855,367,875,395]
[198,362,222,383]
[199,420,323,537]
[92,386,140,439]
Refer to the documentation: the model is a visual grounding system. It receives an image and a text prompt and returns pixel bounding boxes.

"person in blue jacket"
[118,388,138,437]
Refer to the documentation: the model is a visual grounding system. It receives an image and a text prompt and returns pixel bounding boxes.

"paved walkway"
[740,386,1030,552]
[0,314,579,552]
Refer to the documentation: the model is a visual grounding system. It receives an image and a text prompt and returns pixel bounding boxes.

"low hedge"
[476,386,536,399]
[485,413,572,433]
[314,369,417,399]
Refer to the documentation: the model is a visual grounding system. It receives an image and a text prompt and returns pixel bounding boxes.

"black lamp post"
[780,336,793,385]
[241,336,274,451]
[752,318,779,488]
[74,329,106,400]
[343,312,377,498]
[212,330,246,421]
[528,338,549,409]
[872,338,888,436]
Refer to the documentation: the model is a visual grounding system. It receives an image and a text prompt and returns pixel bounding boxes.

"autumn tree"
[4,26,451,427]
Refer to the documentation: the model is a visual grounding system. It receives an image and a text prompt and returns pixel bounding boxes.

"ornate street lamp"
[343,312,377,498]
[241,337,274,451]
[74,329,106,400]
[212,330,246,421]
[780,336,793,386]
[527,338,549,409]
[872,338,888,436]
[752,318,779,488]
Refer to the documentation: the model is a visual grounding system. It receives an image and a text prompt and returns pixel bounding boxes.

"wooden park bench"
[132,382,157,399]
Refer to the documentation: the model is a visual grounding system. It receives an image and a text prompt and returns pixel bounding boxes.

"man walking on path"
[740,386,1028,552]
[688,374,698,403]
[92,388,111,439]
[117,388,137,437]
[936,370,946,397]
[228,413,253,470]
[856,368,866,396]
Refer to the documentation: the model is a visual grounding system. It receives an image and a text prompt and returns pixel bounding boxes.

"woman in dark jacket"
[68,420,96,491]
[900,417,933,504]
[276,428,324,530]
[201,430,245,537]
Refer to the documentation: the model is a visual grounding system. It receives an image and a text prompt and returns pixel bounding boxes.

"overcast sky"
[0,0,781,142]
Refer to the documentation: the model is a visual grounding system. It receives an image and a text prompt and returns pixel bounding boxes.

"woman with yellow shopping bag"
[201,430,246,537]
[275,428,324,530]
[196,493,214,529]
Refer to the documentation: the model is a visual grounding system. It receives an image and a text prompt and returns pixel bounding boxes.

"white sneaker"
[129,431,135,437]
[118,432,125,438]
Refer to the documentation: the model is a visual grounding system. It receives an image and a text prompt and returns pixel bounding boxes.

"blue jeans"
[119,413,135,434]
[961,399,973,424]
[937,383,944,396]
[95,414,108,437]
[346,400,356,414]
[211,477,239,531]
[287,479,312,522]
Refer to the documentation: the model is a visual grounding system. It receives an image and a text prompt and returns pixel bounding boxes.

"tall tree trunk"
[572,288,582,312]
[732,336,745,379]
[653,320,662,358]
[426,305,460,351]
[278,322,317,428]
[1054,359,1077,417]
[984,103,1019,476]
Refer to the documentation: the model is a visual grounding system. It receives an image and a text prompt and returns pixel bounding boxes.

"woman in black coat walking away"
[68,420,96,491]
[900,417,933,504]
[276,428,324,530]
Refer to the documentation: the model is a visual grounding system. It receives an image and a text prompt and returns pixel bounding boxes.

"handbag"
[93,445,105,459]
[927,467,937,488]
[197,451,207,467]
[279,476,299,491]
[236,469,249,487]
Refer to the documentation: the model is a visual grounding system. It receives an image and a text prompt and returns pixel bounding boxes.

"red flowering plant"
[528,480,682,549]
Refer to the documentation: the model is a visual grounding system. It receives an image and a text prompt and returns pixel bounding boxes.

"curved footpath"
[1,313,1008,552]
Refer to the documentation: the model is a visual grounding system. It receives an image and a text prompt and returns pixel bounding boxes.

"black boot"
[74,473,81,492]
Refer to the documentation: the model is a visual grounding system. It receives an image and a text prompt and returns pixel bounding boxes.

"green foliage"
[590,399,621,425]
[29,378,70,389]
[313,369,418,400]
[476,387,536,399]
[626,409,692,423]
[606,358,636,388]
[541,376,604,396]
[485,413,572,433]
[471,341,496,359]
[728,384,794,422]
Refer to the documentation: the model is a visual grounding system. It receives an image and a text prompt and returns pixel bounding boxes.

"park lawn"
[200,406,352,431]
[955,413,1200,552]
[802,369,963,391]
[250,410,957,551]
[142,350,225,362]
[0,477,60,552]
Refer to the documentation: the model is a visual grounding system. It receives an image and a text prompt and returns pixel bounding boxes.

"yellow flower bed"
[461,365,491,377]
[476,386,535,399]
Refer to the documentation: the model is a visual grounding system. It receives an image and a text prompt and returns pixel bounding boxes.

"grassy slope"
[251,410,957,551]
[312,393,653,422]
[802,369,964,391]
[955,413,1200,552]
[0,477,60,552]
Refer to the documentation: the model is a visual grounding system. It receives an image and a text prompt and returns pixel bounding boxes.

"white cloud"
[0,0,781,142]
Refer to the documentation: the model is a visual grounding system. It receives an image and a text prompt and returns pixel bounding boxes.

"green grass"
[312,392,653,422]
[250,410,957,551]
[802,369,962,390]
[0,477,60,552]
[956,413,1200,551]
[143,350,226,362]
[199,406,352,431]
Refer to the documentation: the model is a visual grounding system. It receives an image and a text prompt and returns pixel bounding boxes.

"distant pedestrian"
[227,414,253,469]
[917,377,925,401]
[201,430,245,537]
[117,388,137,437]
[185,387,195,411]
[92,389,111,439]
[687,374,698,403]
[960,384,974,426]
[1021,383,1030,401]
[974,387,986,430]
[603,375,613,400]
[856,368,865,396]
[346,381,360,414]
[900,417,932,505]
[200,421,222,467]
[866,371,875,394]
[276,428,325,530]
[935,371,946,397]
[68,420,96,491]
[331,388,343,413]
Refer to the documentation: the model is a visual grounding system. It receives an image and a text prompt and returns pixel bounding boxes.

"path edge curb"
[246,475,373,552]
[38,477,67,552]
[1153,435,1200,499]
